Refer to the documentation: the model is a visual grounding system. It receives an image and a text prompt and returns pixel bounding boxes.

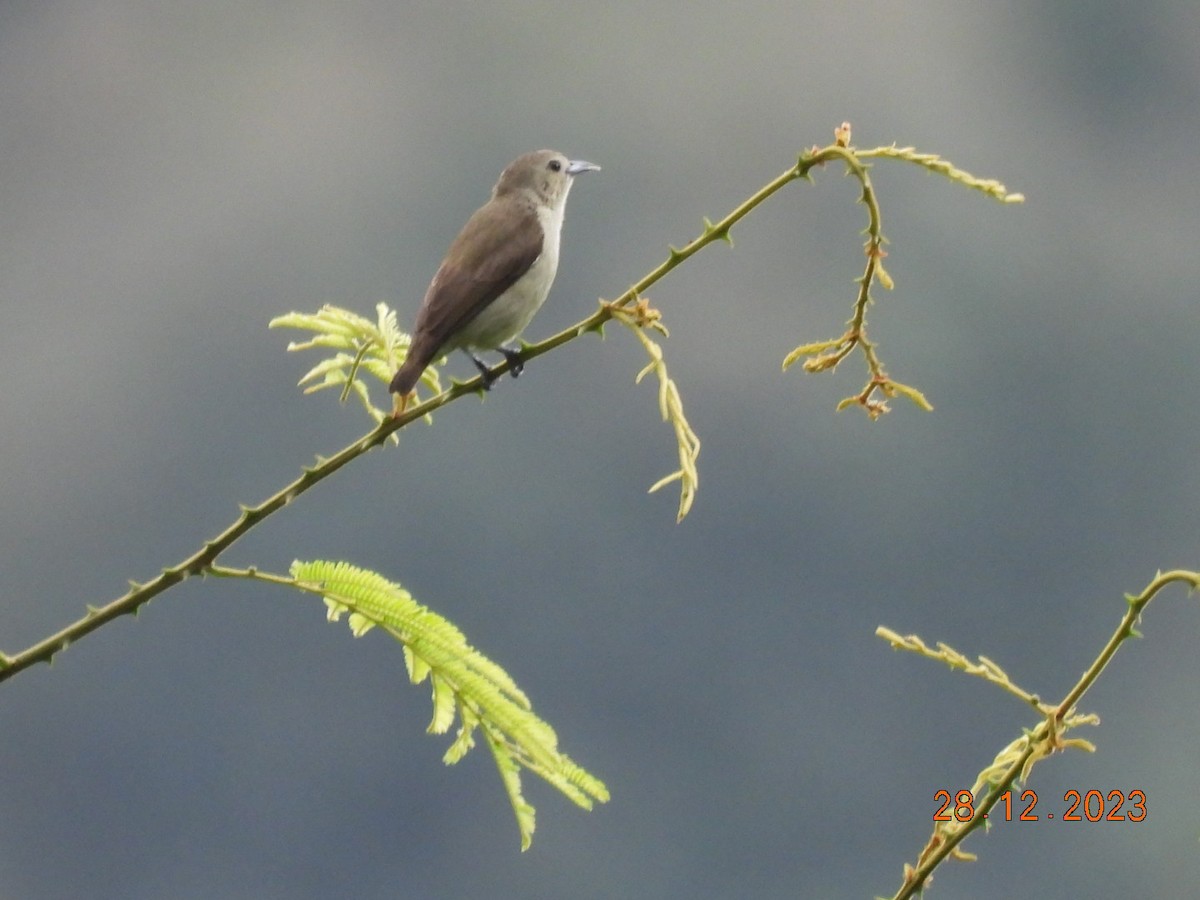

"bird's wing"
[411,200,544,356]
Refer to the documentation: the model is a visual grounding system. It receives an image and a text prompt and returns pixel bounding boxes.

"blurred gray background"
[2,1,1198,898]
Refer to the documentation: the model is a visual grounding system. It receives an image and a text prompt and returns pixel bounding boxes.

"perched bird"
[389,149,600,410]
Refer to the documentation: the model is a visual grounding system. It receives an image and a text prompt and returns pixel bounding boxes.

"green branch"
[1,127,1025,849]
[880,569,1200,898]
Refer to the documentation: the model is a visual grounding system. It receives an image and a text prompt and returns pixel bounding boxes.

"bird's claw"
[498,347,525,378]
[470,349,524,390]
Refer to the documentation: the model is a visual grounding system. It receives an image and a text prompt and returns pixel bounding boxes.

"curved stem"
[890,569,1200,899]
[0,147,833,681]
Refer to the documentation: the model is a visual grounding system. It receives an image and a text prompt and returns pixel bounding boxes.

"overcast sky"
[2,2,1199,898]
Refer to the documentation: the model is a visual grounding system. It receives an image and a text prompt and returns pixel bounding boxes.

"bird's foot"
[498,347,524,378]
[470,354,500,390]
[469,349,524,390]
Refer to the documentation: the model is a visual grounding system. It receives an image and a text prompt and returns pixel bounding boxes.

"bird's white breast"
[454,200,565,350]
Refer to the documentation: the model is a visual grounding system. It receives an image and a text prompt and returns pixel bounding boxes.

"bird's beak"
[566,160,601,176]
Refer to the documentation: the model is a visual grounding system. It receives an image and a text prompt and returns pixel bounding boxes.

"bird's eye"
[548,159,562,172]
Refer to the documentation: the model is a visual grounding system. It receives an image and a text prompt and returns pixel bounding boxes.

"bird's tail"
[389,354,425,397]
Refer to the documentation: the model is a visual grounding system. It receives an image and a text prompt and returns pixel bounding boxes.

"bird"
[389,149,600,412]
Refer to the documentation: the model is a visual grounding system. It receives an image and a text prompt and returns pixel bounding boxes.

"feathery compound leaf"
[859,145,1026,204]
[781,337,848,371]
[271,303,443,427]
[484,718,538,850]
[607,301,701,522]
[429,674,457,734]
[290,559,608,848]
[884,378,934,412]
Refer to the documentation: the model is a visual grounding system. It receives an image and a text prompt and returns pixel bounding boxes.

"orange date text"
[933,789,1146,822]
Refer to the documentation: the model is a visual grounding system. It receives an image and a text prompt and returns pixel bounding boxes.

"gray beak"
[566,159,601,176]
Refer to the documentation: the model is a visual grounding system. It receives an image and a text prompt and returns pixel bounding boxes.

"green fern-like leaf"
[291,559,609,849]
[270,303,444,424]
[606,303,700,521]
